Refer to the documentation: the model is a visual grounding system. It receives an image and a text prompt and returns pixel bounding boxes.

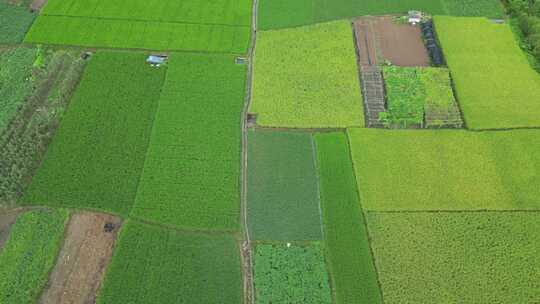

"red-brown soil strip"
[39,212,122,304]
[354,19,378,66]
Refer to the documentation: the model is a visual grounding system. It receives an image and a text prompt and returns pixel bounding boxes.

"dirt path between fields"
[39,212,122,304]
[0,209,22,251]
[30,0,47,12]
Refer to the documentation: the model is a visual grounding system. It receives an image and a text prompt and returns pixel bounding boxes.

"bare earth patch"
[355,16,430,67]
[39,212,122,304]
[30,0,48,12]
[0,209,22,250]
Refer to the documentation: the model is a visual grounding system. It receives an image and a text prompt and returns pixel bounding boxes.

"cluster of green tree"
[504,0,540,61]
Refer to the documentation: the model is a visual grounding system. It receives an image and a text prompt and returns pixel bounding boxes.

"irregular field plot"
[258,0,445,30]
[348,128,540,210]
[314,132,381,304]
[0,208,68,304]
[0,3,36,44]
[23,51,166,215]
[26,0,252,52]
[435,16,540,129]
[253,243,332,304]
[367,212,540,303]
[97,221,242,304]
[250,21,364,128]
[131,53,245,230]
[40,212,122,304]
[247,130,322,241]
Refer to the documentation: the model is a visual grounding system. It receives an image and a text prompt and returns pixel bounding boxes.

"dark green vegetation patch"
[247,130,322,241]
[0,3,36,44]
[367,211,540,303]
[25,0,252,52]
[435,16,540,129]
[314,132,381,304]
[97,221,242,304]
[253,243,332,304]
[0,208,68,304]
[23,51,166,215]
[131,53,245,231]
[348,128,540,211]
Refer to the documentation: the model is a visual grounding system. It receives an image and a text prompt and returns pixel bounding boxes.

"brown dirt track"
[0,209,21,250]
[354,16,430,67]
[39,212,122,304]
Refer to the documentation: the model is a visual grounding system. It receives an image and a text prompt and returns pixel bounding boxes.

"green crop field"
[381,66,460,128]
[435,16,540,129]
[348,128,540,211]
[130,53,245,231]
[0,3,36,44]
[247,130,322,241]
[258,0,445,29]
[25,0,252,52]
[97,221,242,304]
[250,21,364,128]
[253,243,332,304]
[314,132,381,304]
[0,208,68,304]
[367,212,540,303]
[0,47,37,133]
[442,0,504,18]
[23,51,166,215]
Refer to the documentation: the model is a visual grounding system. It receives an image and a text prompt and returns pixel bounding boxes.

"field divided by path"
[258,0,503,30]
[0,209,69,304]
[25,0,252,52]
[314,132,382,304]
[247,129,322,241]
[131,53,245,231]
[250,21,364,128]
[23,51,166,215]
[367,211,540,303]
[435,16,540,129]
[348,128,540,211]
[97,221,242,304]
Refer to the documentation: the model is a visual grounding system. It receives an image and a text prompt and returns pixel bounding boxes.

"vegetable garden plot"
[367,212,540,303]
[131,53,245,231]
[253,243,332,304]
[314,132,381,304]
[23,51,166,215]
[250,21,364,128]
[247,130,322,241]
[0,208,68,304]
[435,16,540,129]
[97,221,242,304]
[347,128,540,211]
[25,0,252,52]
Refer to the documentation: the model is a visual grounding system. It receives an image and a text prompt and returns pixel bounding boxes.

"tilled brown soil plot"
[40,212,122,304]
[354,16,430,67]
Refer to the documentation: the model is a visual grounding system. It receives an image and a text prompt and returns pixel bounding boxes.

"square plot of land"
[247,129,323,241]
[367,211,540,303]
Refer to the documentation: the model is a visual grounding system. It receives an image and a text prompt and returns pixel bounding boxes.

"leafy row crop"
[131,53,245,230]
[435,16,540,129]
[97,221,242,304]
[442,0,504,18]
[253,243,332,304]
[347,128,540,211]
[367,211,540,302]
[314,132,382,304]
[1,48,86,207]
[0,3,36,44]
[247,129,322,241]
[23,51,166,215]
[42,0,252,26]
[250,21,364,128]
[0,208,69,304]
[381,66,460,128]
[25,16,250,53]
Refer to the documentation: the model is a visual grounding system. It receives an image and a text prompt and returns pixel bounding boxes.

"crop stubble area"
[25,0,252,52]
